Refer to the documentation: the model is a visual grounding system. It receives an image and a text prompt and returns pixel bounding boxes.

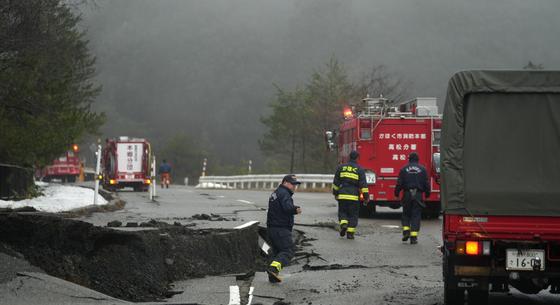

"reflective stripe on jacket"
[332,161,368,202]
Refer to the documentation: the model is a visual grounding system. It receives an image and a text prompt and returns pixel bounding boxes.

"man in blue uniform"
[266,174,302,283]
[332,151,369,239]
[394,152,431,244]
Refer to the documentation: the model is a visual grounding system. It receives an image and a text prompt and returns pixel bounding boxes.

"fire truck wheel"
[467,290,488,305]
[67,175,76,183]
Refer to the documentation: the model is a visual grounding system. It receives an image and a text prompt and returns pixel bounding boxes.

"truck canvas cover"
[441,70,560,216]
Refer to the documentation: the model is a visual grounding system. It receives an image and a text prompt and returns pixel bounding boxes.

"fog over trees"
[81,0,559,175]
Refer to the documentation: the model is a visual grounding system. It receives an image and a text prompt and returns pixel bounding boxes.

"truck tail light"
[145,179,151,185]
[466,241,480,255]
[456,240,491,256]
[109,179,116,185]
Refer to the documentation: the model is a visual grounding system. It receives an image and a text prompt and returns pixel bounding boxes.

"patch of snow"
[0,183,107,213]
[195,182,234,189]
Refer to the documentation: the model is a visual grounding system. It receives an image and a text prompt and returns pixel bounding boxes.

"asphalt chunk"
[0,213,261,302]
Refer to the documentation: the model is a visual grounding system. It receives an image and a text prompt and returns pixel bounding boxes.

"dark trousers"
[401,190,423,235]
[338,199,359,231]
[267,227,294,271]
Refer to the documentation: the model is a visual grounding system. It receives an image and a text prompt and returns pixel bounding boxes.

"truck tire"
[443,254,464,305]
[467,290,488,305]
[444,281,464,305]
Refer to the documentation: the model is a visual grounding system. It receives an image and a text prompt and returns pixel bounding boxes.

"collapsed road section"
[0,213,261,302]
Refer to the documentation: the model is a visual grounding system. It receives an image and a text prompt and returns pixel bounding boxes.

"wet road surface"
[77,185,560,305]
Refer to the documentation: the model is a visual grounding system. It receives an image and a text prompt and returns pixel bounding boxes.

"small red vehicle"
[441,70,560,304]
[101,137,152,192]
[329,96,442,217]
[42,144,81,183]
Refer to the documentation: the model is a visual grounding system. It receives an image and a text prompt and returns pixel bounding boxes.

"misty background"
[81,0,560,174]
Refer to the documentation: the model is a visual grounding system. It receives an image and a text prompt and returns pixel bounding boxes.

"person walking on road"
[159,159,172,188]
[266,174,302,283]
[332,150,369,240]
[394,152,431,245]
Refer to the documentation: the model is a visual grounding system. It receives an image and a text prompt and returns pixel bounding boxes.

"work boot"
[266,266,282,283]
[410,236,418,245]
[402,230,410,242]
[339,224,348,237]
[346,232,355,239]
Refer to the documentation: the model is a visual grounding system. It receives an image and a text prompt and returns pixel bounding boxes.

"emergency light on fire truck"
[343,107,353,119]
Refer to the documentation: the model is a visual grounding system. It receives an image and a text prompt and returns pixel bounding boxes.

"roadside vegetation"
[0,0,104,168]
[260,57,408,173]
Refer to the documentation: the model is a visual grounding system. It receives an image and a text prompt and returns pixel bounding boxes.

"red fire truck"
[101,137,152,192]
[441,70,560,304]
[329,96,442,217]
[42,144,82,183]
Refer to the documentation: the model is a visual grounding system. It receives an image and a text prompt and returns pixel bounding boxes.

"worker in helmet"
[332,150,369,239]
[394,152,431,244]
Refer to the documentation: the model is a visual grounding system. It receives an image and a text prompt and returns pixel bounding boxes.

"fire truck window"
[360,129,371,140]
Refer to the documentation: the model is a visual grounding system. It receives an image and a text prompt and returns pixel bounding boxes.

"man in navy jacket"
[266,174,302,283]
[394,152,431,244]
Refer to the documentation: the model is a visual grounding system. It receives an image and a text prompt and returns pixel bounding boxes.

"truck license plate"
[506,249,545,271]
[126,174,134,180]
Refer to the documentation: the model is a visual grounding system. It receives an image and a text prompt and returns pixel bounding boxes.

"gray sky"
[82,0,560,167]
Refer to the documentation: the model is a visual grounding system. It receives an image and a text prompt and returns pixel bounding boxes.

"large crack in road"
[0,212,262,302]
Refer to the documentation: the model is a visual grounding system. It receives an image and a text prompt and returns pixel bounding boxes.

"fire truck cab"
[101,137,152,192]
[333,96,442,218]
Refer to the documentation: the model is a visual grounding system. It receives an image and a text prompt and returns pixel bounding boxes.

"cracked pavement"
[2,185,560,304]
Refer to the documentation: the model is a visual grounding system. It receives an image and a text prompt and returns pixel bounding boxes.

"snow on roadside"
[195,182,234,189]
[0,182,107,213]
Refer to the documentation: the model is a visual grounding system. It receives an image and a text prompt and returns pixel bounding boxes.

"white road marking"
[247,286,254,305]
[229,285,241,305]
[236,199,253,204]
[234,220,259,229]
[381,225,400,229]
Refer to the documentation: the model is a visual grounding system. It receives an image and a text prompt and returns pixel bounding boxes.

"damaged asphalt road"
[0,212,261,302]
[2,186,560,304]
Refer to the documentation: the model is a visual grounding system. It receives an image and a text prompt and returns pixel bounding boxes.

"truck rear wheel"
[467,290,488,305]
[444,281,464,305]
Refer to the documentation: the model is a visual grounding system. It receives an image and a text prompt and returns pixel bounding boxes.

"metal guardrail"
[198,174,334,190]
